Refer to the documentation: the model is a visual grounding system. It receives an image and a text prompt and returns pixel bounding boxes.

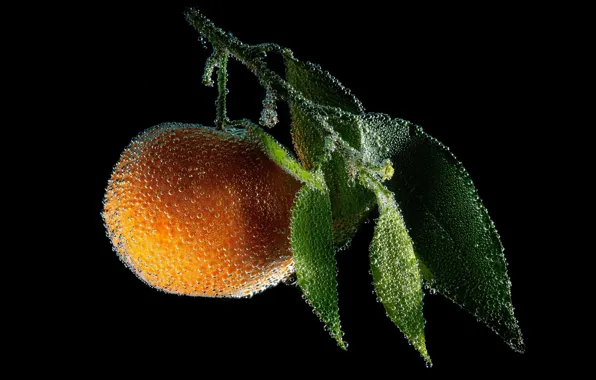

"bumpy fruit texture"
[103,124,302,297]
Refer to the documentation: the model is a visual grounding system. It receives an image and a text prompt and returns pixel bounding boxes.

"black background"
[65,1,557,374]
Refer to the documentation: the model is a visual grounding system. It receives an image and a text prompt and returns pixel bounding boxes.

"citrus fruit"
[102,123,302,297]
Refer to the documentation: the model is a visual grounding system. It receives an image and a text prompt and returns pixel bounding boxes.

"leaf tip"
[506,327,526,354]
[336,336,348,351]
[411,336,432,367]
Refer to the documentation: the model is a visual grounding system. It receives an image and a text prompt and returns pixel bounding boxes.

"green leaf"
[283,56,364,161]
[247,124,326,191]
[283,57,364,115]
[323,149,376,247]
[284,57,375,247]
[290,184,346,349]
[365,177,430,365]
[364,114,524,353]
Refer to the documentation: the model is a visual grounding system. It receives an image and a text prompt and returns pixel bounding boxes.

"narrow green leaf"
[284,57,375,247]
[290,184,346,349]
[247,124,326,191]
[364,114,524,353]
[366,178,430,365]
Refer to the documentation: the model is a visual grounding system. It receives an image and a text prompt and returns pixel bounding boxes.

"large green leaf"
[365,177,430,365]
[364,114,524,353]
[284,57,376,247]
[290,184,346,349]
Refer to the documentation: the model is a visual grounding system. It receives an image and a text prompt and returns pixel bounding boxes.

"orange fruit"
[102,123,302,297]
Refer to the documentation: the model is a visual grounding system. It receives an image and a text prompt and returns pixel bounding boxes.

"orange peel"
[103,123,302,297]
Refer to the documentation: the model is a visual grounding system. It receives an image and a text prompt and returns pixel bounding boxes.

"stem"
[359,171,394,200]
[202,49,219,87]
[216,52,229,130]
[186,9,352,120]
[252,43,292,56]
[185,8,392,183]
